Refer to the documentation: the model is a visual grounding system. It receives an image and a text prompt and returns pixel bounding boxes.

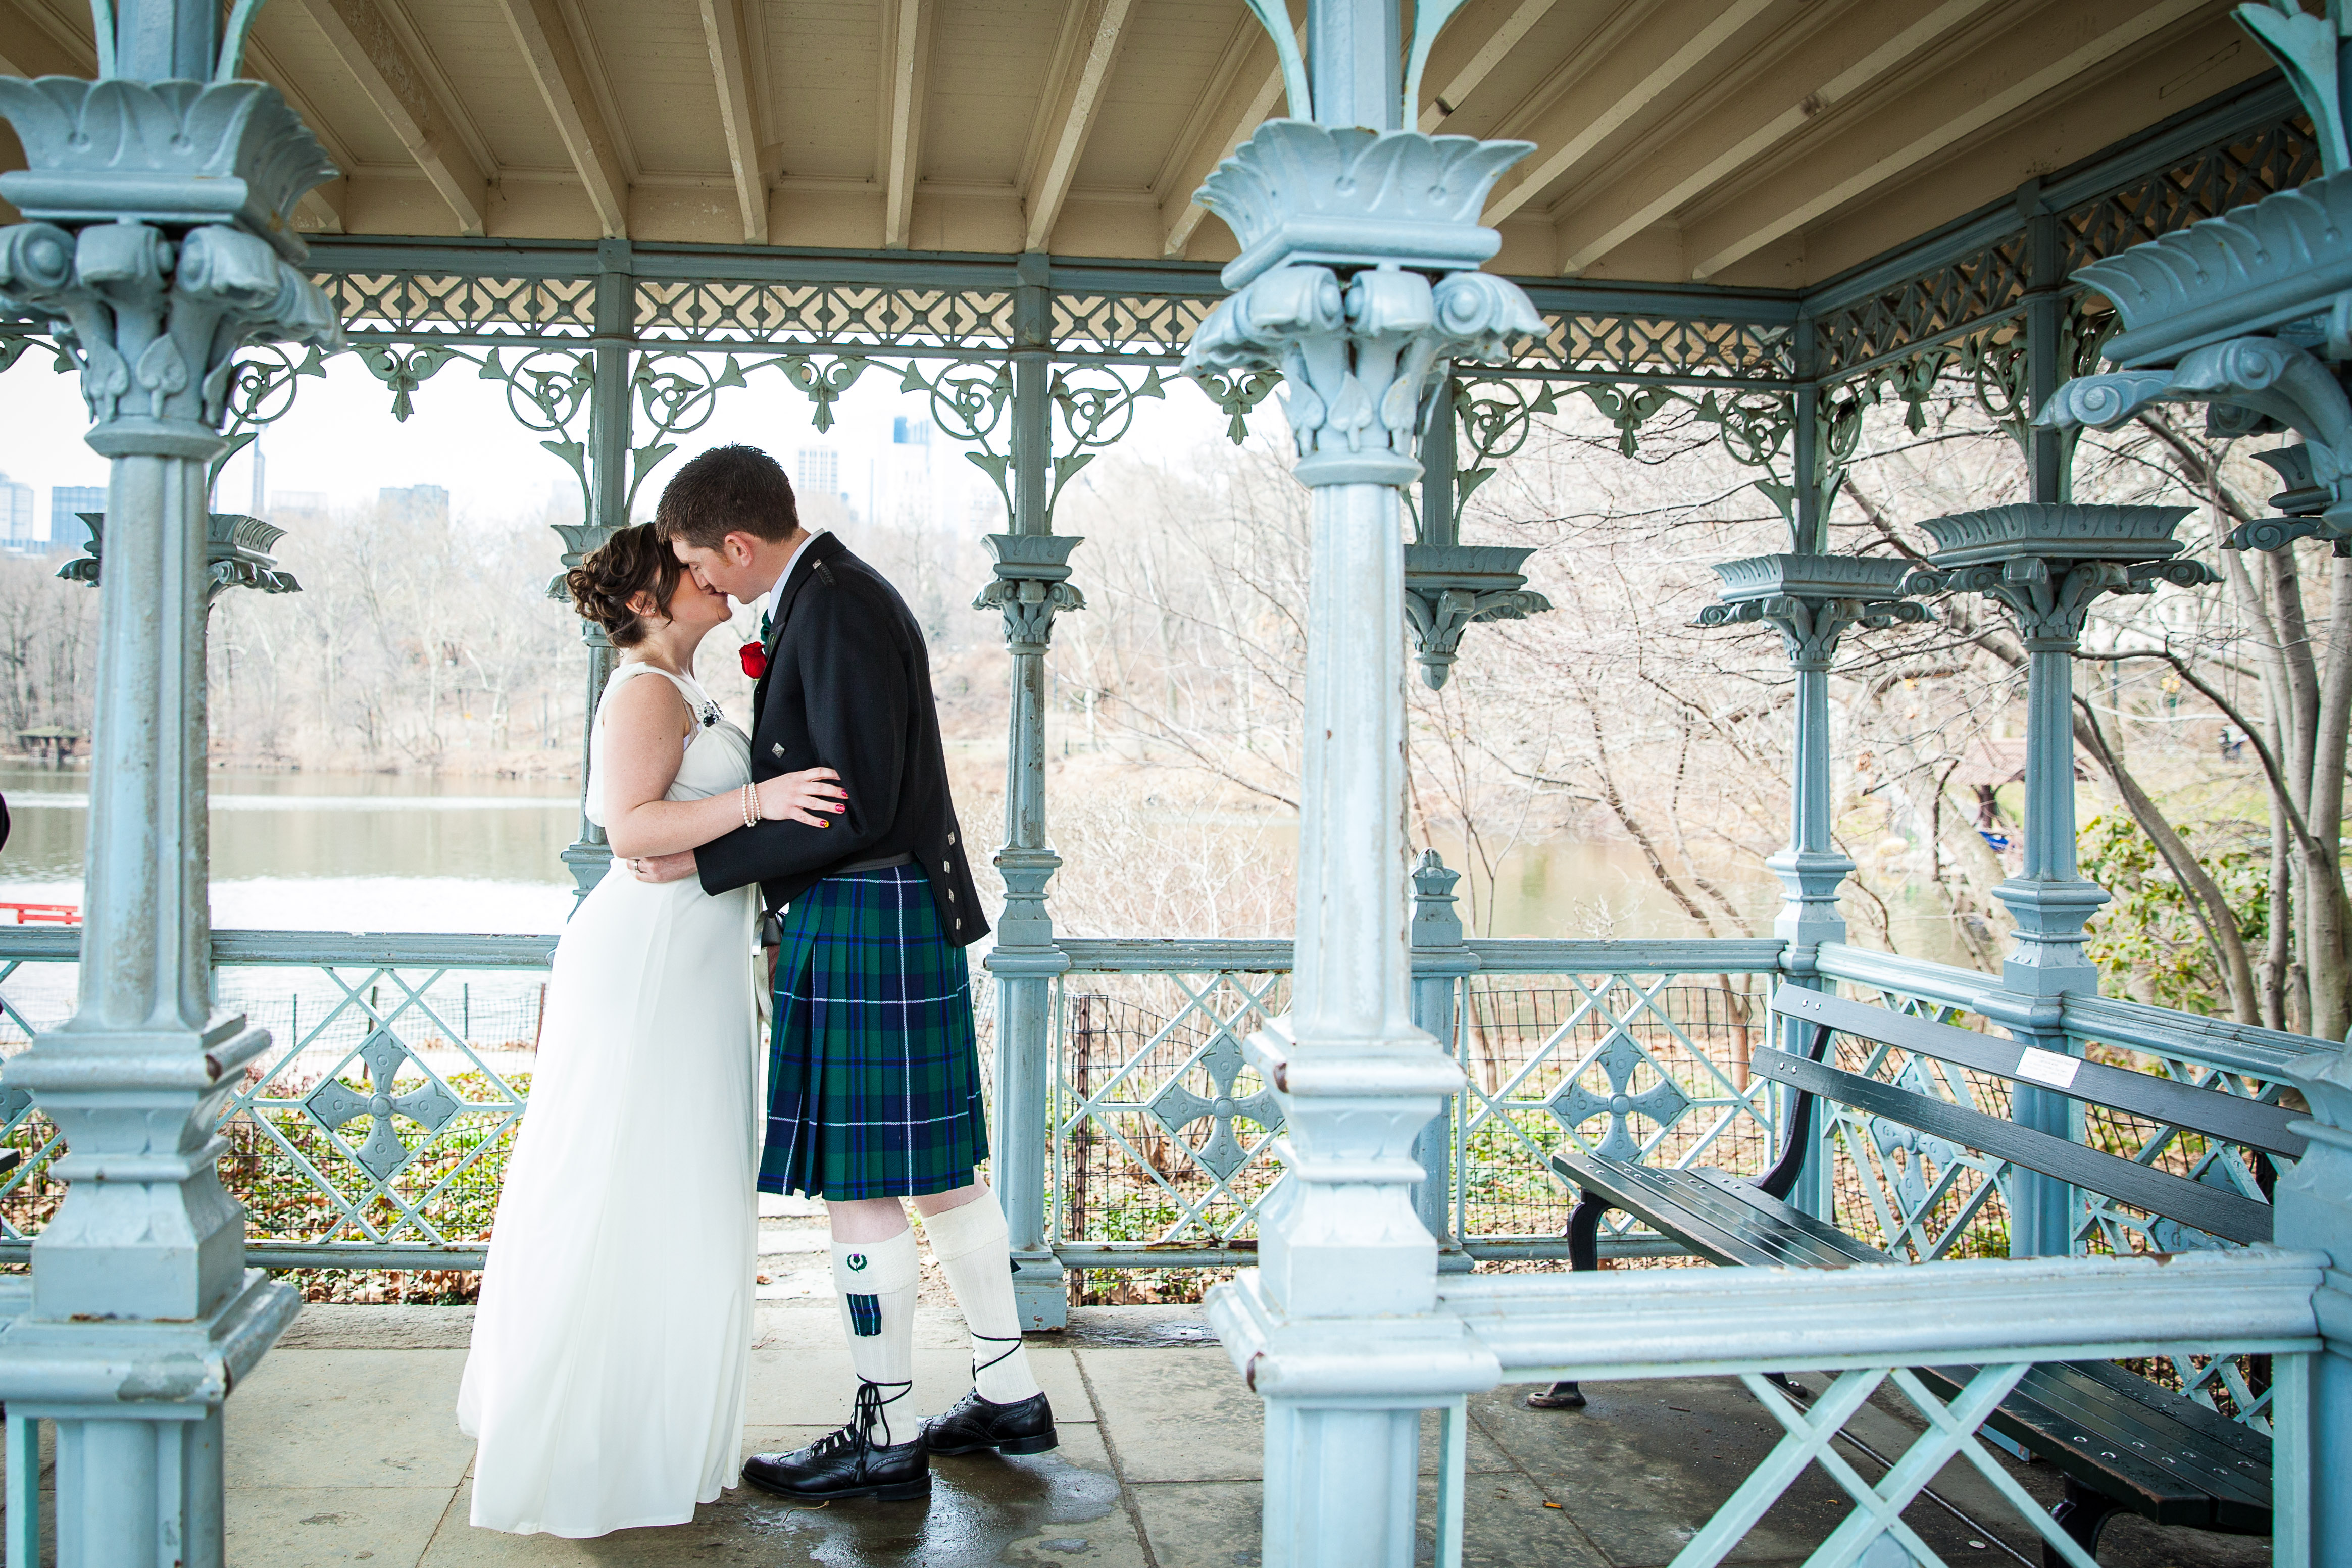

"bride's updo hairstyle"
[565,523,685,647]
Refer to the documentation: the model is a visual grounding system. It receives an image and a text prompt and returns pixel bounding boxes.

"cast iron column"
[1704,558,1922,1219]
[557,240,635,899]
[977,250,1075,1327]
[0,11,343,1560]
[1910,506,2215,1256]
[1181,3,1546,1558]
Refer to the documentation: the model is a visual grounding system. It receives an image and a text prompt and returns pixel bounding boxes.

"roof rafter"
[1020,0,1138,252]
[698,0,766,244]
[293,0,489,236]
[1416,0,1563,131]
[1157,16,1300,260]
[493,0,627,239]
[1482,0,1778,227]
[1681,0,2211,280]
[878,0,933,251]
[1549,0,2003,276]
[0,0,82,79]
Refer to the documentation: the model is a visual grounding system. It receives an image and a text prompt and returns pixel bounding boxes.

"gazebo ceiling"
[0,0,2272,287]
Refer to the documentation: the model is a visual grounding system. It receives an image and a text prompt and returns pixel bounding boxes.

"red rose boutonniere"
[739,640,768,679]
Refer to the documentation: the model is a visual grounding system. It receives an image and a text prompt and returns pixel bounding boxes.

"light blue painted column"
[2278,1044,2352,1566]
[1181,5,1541,1562]
[1908,508,2215,1256]
[1408,851,1475,1268]
[1704,557,1922,1218]
[556,241,635,900]
[976,251,1076,1328]
[0,9,342,1561]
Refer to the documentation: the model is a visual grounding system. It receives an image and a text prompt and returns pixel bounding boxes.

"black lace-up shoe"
[743,1382,929,1501]
[919,1388,1058,1457]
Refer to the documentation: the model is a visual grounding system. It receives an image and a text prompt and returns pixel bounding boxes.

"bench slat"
[1752,1046,2273,1245]
[1915,1364,2271,1528]
[1548,1149,1879,1271]
[1773,989,2307,1158]
[1684,1168,1897,1267]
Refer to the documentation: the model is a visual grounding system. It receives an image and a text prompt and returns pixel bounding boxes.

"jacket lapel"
[751,532,836,732]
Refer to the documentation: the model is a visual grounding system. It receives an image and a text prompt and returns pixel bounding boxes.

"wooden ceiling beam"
[1415,0,1563,131]
[1482,0,1777,227]
[878,0,934,250]
[698,0,766,244]
[0,0,84,78]
[292,0,489,236]
[1680,0,2211,280]
[493,0,627,239]
[1549,0,2003,276]
[1157,15,1300,260]
[1020,0,1137,252]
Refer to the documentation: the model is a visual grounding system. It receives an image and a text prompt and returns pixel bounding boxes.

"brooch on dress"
[697,699,723,729]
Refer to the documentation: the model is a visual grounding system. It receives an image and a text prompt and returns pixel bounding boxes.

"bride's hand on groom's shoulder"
[755,767,847,829]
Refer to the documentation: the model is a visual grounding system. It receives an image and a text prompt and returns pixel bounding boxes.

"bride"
[457,523,846,1538]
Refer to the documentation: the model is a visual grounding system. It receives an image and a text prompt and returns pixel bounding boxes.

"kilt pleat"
[759,864,987,1200]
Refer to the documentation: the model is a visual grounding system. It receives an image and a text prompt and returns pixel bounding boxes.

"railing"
[0,925,2336,1318]
[1428,1247,2323,1568]
[1046,935,1786,1276]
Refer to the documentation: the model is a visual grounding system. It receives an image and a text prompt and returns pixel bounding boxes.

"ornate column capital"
[1902,504,2219,644]
[0,81,343,458]
[1698,553,1926,669]
[1402,543,1548,688]
[973,532,1084,653]
[1179,123,1542,490]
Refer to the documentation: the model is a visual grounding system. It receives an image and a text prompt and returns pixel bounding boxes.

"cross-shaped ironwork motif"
[1147,1033,1281,1182]
[1547,1030,1689,1161]
[305,1030,463,1180]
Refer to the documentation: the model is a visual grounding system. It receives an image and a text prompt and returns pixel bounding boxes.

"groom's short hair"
[655,444,800,548]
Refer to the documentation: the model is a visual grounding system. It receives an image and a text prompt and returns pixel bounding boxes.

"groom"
[636,444,1054,1502]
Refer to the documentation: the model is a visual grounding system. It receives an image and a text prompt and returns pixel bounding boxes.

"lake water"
[0,764,1790,940]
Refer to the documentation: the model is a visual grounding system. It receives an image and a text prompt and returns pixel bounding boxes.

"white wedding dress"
[458,662,761,1537]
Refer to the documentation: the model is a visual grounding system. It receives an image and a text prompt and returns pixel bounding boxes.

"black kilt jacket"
[696,531,989,948]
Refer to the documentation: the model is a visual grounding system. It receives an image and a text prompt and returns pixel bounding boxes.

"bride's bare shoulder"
[601,666,694,740]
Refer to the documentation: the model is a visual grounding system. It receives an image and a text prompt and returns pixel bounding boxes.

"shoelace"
[970,1331,1022,1391]
[809,1377,913,1458]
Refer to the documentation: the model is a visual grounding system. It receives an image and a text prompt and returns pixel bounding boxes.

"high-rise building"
[795,447,840,505]
[49,486,104,554]
[378,484,450,525]
[0,473,34,554]
[268,491,329,523]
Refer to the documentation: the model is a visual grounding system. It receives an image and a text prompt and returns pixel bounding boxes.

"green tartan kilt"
[758,863,988,1200]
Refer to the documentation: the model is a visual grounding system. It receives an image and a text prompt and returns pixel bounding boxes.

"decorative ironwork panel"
[1811,237,2030,383]
[2056,114,2321,279]
[1052,292,1220,361]
[1516,310,1795,383]
[1456,971,1776,1246]
[318,271,597,339]
[1054,971,1290,1253]
[633,280,1016,351]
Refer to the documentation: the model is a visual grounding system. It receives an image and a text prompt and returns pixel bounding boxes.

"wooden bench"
[1537,986,2305,1564]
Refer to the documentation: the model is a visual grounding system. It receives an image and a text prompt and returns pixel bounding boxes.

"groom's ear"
[722,530,761,566]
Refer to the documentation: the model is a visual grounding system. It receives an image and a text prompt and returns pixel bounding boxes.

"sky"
[0,340,1271,538]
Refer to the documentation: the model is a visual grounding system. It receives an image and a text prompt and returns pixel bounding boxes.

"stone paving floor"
[0,1294,2276,1568]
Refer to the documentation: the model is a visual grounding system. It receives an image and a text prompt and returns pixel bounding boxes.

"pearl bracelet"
[741,781,759,828]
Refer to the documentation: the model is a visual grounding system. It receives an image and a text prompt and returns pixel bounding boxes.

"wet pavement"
[1,1284,2276,1566]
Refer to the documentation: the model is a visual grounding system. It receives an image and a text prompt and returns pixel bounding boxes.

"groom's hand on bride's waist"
[628,849,698,884]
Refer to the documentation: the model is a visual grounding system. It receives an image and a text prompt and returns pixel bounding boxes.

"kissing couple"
[453,444,1050,1537]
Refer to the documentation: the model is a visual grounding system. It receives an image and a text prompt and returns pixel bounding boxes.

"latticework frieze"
[1811,237,2029,382]
[1519,310,1795,383]
[2058,113,2321,278]
[1053,293,1221,361]
[633,280,1016,351]
[316,272,597,339]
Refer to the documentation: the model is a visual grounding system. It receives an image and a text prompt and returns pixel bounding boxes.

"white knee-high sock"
[830,1229,918,1445]
[922,1196,1043,1405]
